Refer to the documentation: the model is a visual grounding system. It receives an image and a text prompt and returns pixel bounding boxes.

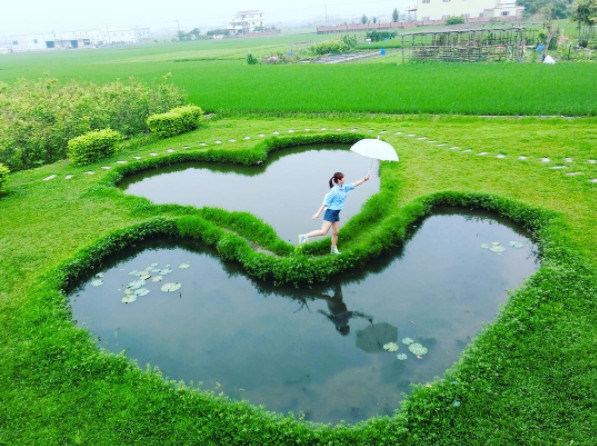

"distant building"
[1,28,151,53]
[229,10,264,35]
[415,0,523,21]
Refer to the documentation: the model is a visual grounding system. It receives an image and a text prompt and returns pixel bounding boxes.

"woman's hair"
[329,172,344,188]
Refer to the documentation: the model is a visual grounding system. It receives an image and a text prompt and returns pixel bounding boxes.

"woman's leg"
[306,220,332,238]
[331,221,340,248]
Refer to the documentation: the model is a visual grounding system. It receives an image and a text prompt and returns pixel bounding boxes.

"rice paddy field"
[1,30,596,445]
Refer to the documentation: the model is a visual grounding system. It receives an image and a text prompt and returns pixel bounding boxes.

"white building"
[1,28,151,53]
[416,0,524,21]
[229,10,264,35]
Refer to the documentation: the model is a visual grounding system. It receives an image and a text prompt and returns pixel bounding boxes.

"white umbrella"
[350,137,399,172]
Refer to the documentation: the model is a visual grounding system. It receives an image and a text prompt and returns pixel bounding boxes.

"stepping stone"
[565,172,583,176]
[167,149,175,152]
[321,128,327,131]
[406,134,416,137]
[416,137,428,140]
[288,130,295,133]
[215,141,222,144]
[350,129,358,132]
[199,143,207,146]
[461,149,472,153]
[101,166,111,170]
[380,130,387,134]
[448,146,459,150]
[229,139,237,142]
[367,129,374,132]
[549,166,567,169]
[426,140,436,144]
[541,158,550,163]
[272,131,279,135]
[304,129,311,131]
[244,137,251,140]
[335,128,342,131]
[85,171,95,175]
[133,156,142,159]
[259,134,265,138]
[43,175,57,181]
[496,154,506,159]
[117,160,127,164]
[590,179,597,183]
[395,132,403,135]
[150,153,158,156]
[519,156,528,160]
[477,152,488,156]
[589,160,596,164]
[565,158,573,163]
[183,146,190,149]
[65,175,74,180]
[436,144,446,147]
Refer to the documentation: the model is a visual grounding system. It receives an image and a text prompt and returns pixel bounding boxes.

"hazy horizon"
[3,0,413,37]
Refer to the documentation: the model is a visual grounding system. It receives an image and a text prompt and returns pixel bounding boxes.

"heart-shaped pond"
[70,210,539,424]
[119,145,380,243]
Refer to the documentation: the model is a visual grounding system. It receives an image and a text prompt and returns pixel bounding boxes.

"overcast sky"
[3,0,413,36]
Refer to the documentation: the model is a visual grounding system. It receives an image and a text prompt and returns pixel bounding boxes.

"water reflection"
[69,210,539,424]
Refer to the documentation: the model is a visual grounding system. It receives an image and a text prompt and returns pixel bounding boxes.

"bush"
[0,76,185,171]
[308,39,352,56]
[146,105,203,138]
[68,129,121,166]
[246,53,259,65]
[366,31,396,42]
[445,16,465,25]
[0,163,9,191]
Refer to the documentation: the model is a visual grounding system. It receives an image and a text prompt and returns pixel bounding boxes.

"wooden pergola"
[400,26,537,63]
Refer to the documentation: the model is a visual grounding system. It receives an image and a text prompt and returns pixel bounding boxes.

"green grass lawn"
[1,114,596,444]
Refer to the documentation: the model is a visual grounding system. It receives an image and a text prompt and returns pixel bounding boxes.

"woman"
[298,171,371,255]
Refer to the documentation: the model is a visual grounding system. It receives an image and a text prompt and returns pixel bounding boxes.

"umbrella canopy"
[355,322,398,353]
[350,138,399,162]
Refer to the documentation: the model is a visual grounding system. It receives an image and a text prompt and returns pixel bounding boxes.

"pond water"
[70,210,539,424]
[119,145,380,243]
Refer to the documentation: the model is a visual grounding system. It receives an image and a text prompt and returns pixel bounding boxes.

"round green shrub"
[0,163,9,191]
[147,105,204,138]
[68,129,121,166]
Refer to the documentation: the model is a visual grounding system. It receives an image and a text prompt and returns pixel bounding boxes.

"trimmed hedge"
[68,129,121,166]
[0,163,9,191]
[147,105,203,138]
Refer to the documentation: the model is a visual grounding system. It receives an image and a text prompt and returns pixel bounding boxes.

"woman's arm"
[353,172,371,187]
[312,204,326,220]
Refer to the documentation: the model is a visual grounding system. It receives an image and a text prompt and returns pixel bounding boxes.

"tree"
[517,0,574,18]
[570,0,597,43]
[392,8,399,22]
[189,28,201,40]
[361,14,368,24]
[372,17,377,24]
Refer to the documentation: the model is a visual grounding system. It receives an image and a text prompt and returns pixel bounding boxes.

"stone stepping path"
[38,127,597,186]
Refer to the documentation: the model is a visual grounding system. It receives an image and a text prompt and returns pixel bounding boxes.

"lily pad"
[489,244,506,254]
[128,279,145,290]
[121,294,138,304]
[161,282,182,293]
[151,275,163,283]
[128,270,140,276]
[90,278,104,287]
[159,268,173,276]
[138,272,151,280]
[408,343,428,357]
[396,353,408,361]
[508,241,525,249]
[401,337,414,345]
[383,342,399,352]
[179,263,191,269]
[135,288,151,297]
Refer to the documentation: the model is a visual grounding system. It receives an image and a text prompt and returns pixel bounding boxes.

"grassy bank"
[1,115,595,444]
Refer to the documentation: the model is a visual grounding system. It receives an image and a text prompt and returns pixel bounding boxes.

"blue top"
[322,183,356,210]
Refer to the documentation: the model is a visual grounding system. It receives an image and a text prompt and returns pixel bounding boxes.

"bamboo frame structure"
[400,26,537,63]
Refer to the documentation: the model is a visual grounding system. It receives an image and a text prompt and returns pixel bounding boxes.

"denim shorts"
[323,209,341,222]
